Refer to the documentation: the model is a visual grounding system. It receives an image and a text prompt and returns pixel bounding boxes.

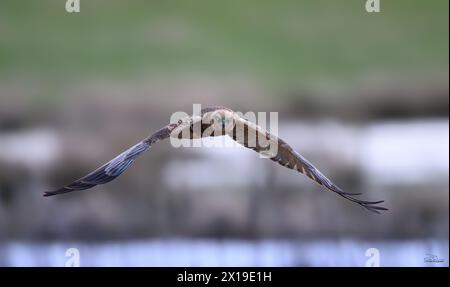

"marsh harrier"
[45,106,387,214]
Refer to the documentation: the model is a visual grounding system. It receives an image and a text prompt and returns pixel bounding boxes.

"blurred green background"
[0,1,448,110]
[0,0,448,266]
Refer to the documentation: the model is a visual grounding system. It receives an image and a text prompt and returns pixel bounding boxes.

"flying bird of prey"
[45,106,387,214]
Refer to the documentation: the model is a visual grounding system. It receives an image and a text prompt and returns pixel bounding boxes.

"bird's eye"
[178,119,183,124]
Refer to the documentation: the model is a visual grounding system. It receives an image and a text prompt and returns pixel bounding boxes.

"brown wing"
[229,117,387,214]
[44,124,177,196]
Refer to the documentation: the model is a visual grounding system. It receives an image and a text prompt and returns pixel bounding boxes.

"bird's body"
[45,106,387,214]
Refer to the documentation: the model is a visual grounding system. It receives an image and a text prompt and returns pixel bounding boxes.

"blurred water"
[1,239,448,267]
[1,120,447,187]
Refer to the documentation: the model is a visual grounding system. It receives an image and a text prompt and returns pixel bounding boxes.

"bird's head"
[207,110,236,135]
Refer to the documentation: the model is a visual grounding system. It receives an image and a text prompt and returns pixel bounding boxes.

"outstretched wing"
[44,124,176,196]
[229,117,387,214]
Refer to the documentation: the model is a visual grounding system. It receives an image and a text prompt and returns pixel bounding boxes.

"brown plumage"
[45,107,387,214]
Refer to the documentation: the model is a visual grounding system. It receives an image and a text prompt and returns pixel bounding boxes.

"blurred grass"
[0,0,448,89]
